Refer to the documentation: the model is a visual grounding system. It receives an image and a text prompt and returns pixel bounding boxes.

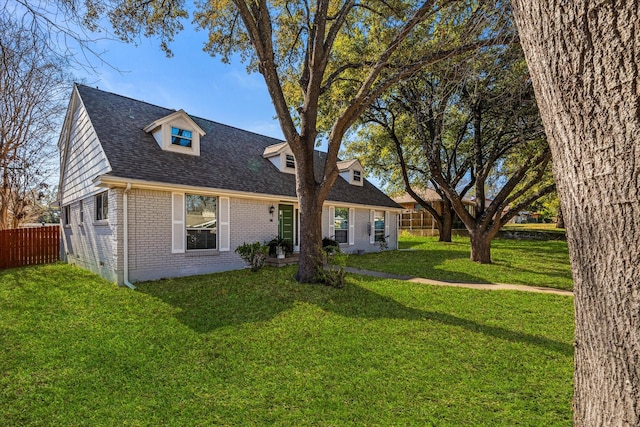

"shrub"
[267,237,294,257]
[317,244,347,288]
[235,242,269,272]
[322,237,340,255]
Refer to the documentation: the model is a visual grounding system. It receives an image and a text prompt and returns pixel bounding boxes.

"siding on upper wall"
[60,94,111,206]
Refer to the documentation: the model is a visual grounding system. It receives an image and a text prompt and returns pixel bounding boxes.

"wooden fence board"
[0,226,60,269]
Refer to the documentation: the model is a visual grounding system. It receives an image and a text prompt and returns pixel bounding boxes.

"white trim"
[171,192,185,253]
[95,175,403,212]
[328,206,335,240]
[384,211,390,241]
[219,196,230,252]
[369,209,375,244]
[348,208,355,245]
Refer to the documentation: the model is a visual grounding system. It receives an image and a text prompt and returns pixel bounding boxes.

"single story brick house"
[58,85,401,285]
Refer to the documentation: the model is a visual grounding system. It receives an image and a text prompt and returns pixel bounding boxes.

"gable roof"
[337,159,362,171]
[74,84,401,209]
[143,109,205,136]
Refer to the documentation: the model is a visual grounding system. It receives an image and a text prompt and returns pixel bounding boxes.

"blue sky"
[71,17,384,188]
[76,24,285,140]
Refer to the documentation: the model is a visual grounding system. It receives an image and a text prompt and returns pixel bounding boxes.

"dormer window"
[263,142,296,174]
[285,154,295,169]
[337,159,364,186]
[171,127,193,147]
[144,110,205,156]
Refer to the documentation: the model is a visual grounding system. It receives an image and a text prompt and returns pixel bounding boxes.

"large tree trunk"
[556,204,565,229]
[295,190,325,283]
[511,2,640,425]
[438,200,454,242]
[468,228,496,264]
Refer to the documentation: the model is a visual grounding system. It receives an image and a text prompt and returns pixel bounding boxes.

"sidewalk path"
[343,267,574,297]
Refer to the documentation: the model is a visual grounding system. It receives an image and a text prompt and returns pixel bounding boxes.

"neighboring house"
[58,85,402,285]
[393,188,474,231]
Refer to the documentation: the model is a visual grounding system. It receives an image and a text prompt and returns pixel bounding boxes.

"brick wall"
[62,187,398,285]
[126,189,279,283]
[61,189,121,283]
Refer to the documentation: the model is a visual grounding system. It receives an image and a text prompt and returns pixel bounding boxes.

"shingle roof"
[76,84,401,209]
[393,188,473,205]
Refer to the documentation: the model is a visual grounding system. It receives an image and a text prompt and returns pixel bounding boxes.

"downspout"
[122,183,136,289]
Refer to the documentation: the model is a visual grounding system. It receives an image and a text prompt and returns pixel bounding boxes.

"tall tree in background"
[349,42,555,261]
[412,43,555,263]
[0,17,68,229]
[511,2,640,424]
[348,88,468,242]
[91,0,505,282]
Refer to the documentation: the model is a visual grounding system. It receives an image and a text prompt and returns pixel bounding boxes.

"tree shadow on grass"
[136,267,572,356]
[348,249,494,284]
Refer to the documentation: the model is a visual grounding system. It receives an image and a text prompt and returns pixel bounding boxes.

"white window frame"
[63,205,70,226]
[171,126,193,148]
[172,193,230,253]
[95,191,108,221]
[285,154,295,169]
[374,210,385,243]
[332,207,355,245]
[185,194,218,251]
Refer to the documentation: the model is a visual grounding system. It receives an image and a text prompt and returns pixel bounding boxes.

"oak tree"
[350,42,555,261]
[93,0,501,281]
[511,1,640,424]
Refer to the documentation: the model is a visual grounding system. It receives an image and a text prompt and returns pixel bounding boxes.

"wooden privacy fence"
[0,226,60,269]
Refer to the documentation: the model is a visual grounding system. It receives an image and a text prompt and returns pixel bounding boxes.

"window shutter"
[328,206,335,239]
[369,210,375,244]
[349,208,355,245]
[172,193,185,253]
[385,211,390,242]
[219,196,230,251]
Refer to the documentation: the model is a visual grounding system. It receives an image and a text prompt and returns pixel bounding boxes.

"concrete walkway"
[343,267,574,297]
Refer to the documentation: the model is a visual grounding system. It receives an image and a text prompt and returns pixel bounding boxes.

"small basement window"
[171,127,193,147]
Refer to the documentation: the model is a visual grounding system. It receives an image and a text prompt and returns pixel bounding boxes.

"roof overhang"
[94,175,403,211]
[143,109,206,136]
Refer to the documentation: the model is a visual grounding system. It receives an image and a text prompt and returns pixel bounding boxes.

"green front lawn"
[347,234,573,290]
[1,263,573,426]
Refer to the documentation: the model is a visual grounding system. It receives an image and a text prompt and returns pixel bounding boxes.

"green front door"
[278,204,294,243]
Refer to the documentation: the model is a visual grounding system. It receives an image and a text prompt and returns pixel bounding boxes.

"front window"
[95,192,108,221]
[171,127,193,147]
[374,211,385,243]
[79,200,84,223]
[334,207,349,244]
[353,170,361,182]
[186,194,217,250]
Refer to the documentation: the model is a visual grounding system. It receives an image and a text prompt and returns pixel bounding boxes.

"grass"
[346,234,574,291]
[1,263,574,426]
[501,223,566,233]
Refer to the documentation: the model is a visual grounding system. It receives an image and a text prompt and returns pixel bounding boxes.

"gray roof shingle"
[76,84,401,209]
